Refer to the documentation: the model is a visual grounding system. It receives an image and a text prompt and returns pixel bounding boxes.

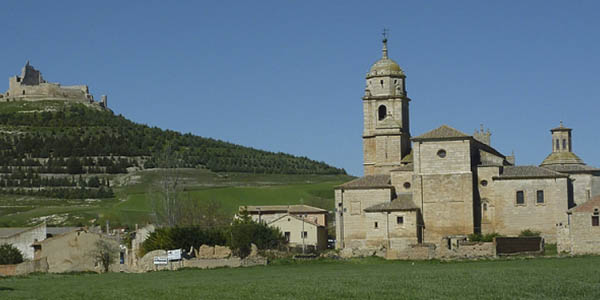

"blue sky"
[1,1,599,176]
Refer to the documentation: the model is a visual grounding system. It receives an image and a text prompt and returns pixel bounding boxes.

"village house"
[0,223,46,260]
[241,205,328,251]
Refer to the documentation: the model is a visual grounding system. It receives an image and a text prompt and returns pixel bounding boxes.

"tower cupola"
[365,38,406,97]
[541,121,584,166]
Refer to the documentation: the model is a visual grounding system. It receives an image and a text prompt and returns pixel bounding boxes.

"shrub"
[141,226,227,256]
[519,229,541,237]
[226,221,285,258]
[0,244,24,265]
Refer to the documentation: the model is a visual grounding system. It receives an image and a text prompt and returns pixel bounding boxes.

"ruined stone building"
[0,61,108,109]
[335,38,600,253]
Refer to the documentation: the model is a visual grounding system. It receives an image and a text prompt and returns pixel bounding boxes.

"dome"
[367,39,405,78]
[370,58,403,74]
[540,151,584,166]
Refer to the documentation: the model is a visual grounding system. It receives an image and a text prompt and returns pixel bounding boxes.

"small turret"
[473,124,491,146]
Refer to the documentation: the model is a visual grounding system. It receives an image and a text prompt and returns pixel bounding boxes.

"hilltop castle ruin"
[0,61,108,109]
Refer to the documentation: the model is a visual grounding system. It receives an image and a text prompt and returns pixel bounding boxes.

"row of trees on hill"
[0,103,346,175]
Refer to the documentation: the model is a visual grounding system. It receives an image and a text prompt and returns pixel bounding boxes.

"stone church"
[334,38,600,252]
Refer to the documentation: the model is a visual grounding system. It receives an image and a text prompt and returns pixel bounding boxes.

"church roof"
[363,194,418,212]
[571,196,600,213]
[495,166,568,179]
[412,125,471,141]
[540,151,585,166]
[542,164,600,174]
[336,175,392,190]
[551,122,571,132]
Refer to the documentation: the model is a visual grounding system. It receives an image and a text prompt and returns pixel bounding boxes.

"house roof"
[335,174,392,190]
[542,164,600,174]
[268,214,322,227]
[571,196,600,213]
[243,205,326,214]
[363,194,418,212]
[495,166,568,179]
[47,227,81,236]
[0,223,45,239]
[412,125,470,141]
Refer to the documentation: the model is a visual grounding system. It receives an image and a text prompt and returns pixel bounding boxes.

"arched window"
[563,139,567,150]
[378,105,387,120]
[556,139,560,150]
[380,80,384,87]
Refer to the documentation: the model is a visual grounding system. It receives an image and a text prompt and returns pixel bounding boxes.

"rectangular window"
[374,222,378,229]
[397,216,404,224]
[592,216,599,227]
[284,232,290,242]
[300,231,308,238]
[516,191,525,205]
[563,139,567,150]
[536,190,544,204]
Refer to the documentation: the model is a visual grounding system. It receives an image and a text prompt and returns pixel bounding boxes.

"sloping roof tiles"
[412,125,470,141]
[363,194,418,212]
[243,205,326,214]
[497,166,568,179]
[336,175,392,189]
[572,196,600,213]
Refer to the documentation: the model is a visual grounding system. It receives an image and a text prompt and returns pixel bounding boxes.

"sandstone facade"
[335,38,600,257]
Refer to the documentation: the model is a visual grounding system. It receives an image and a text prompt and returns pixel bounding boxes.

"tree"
[89,239,119,273]
[150,144,183,227]
[0,244,24,265]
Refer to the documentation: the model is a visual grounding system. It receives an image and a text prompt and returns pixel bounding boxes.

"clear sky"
[1,1,599,176]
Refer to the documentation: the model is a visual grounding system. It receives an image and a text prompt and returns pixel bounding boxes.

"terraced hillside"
[0,100,350,226]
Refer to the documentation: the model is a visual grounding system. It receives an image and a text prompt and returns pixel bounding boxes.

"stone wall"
[335,188,394,249]
[136,247,266,272]
[0,257,49,277]
[559,211,600,255]
[490,177,569,243]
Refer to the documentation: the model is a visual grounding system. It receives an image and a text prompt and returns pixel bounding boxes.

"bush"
[468,232,502,242]
[0,244,24,265]
[227,222,285,258]
[519,229,541,237]
[142,226,227,256]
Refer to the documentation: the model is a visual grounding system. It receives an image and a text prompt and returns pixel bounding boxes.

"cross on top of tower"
[382,28,389,42]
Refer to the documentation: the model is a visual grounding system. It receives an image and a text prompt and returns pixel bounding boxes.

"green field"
[1,256,599,299]
[0,169,353,227]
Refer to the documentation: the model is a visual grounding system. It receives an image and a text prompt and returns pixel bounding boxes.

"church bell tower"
[362,36,411,175]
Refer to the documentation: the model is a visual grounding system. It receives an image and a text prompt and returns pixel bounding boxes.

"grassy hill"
[0,100,352,226]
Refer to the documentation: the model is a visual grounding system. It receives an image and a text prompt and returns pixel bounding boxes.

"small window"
[374,222,378,229]
[592,216,599,227]
[394,80,397,84]
[480,180,488,186]
[284,232,290,242]
[378,105,387,120]
[301,231,308,238]
[397,216,404,224]
[516,191,525,205]
[437,149,447,158]
[563,139,567,150]
[536,190,544,204]
[483,203,488,211]
[22,90,25,95]
[380,79,384,87]
[556,139,560,150]
[403,182,411,189]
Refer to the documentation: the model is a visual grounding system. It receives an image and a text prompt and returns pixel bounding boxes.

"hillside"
[0,100,351,226]
[0,100,345,199]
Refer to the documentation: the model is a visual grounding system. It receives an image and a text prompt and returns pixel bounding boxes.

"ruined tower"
[362,37,411,175]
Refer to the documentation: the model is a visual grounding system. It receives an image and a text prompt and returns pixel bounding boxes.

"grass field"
[1,256,599,299]
[0,169,353,227]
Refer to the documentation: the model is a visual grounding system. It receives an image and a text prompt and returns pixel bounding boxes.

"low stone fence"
[136,245,267,272]
[0,258,49,277]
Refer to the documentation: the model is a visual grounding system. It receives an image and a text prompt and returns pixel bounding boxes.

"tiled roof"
[496,166,568,179]
[540,152,585,166]
[268,214,323,227]
[0,227,30,238]
[572,196,600,213]
[243,205,326,214]
[412,125,470,141]
[336,175,392,190]
[364,194,418,212]
[542,164,600,174]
